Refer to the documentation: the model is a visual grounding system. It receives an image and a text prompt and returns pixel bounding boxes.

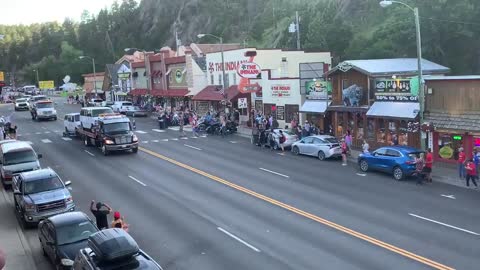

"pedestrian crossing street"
[16,128,206,145]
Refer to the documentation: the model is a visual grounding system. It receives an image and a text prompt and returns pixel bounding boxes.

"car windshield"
[33,97,47,102]
[122,102,133,106]
[104,122,131,134]
[4,150,37,165]
[36,103,53,109]
[92,99,103,103]
[16,99,27,102]
[280,130,295,136]
[24,176,64,194]
[133,106,141,110]
[92,108,113,117]
[57,221,97,245]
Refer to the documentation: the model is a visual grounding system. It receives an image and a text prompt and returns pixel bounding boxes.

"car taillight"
[405,160,415,165]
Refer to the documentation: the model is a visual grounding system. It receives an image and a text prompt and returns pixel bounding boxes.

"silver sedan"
[291,135,342,160]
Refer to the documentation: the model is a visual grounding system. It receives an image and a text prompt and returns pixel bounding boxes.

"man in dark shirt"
[90,200,112,230]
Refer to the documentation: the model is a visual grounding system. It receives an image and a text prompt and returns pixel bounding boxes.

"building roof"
[165,56,186,65]
[425,111,480,132]
[326,58,450,77]
[191,43,242,56]
[424,75,480,81]
[131,62,145,68]
[192,85,224,101]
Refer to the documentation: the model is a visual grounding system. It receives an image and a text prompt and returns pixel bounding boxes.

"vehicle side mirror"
[372,152,377,156]
[37,154,43,159]
[64,181,71,186]
[300,141,304,144]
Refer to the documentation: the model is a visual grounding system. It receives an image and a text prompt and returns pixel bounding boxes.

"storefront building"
[205,48,332,126]
[424,76,480,164]
[325,58,450,149]
[82,72,105,99]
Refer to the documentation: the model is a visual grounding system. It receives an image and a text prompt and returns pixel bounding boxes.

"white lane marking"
[441,194,456,199]
[152,140,159,143]
[356,173,367,177]
[62,137,72,141]
[41,127,46,129]
[135,130,147,134]
[171,138,179,141]
[259,168,289,178]
[217,227,260,252]
[35,132,42,135]
[191,136,199,139]
[168,127,180,131]
[17,134,22,137]
[180,137,189,140]
[84,150,95,157]
[142,141,149,143]
[200,135,207,138]
[152,129,165,133]
[277,153,286,156]
[44,131,50,134]
[54,130,61,133]
[161,139,169,142]
[230,141,238,144]
[184,144,202,151]
[128,175,147,187]
[408,213,480,236]
[41,139,52,143]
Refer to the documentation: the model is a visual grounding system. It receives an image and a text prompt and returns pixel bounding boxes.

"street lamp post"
[197,33,227,111]
[380,0,425,150]
[33,69,39,87]
[79,56,97,97]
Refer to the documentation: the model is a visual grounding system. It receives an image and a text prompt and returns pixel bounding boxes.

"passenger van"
[80,107,114,130]
[0,141,42,188]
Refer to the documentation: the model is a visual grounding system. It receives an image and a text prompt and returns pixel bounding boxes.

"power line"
[420,16,480,26]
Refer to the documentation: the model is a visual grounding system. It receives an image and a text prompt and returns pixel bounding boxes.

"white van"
[79,107,113,130]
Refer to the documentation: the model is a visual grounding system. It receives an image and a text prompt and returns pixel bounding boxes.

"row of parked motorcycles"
[197,117,238,136]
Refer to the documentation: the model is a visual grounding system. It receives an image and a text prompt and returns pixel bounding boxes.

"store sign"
[453,135,462,140]
[0,71,4,81]
[118,73,130,80]
[305,80,332,100]
[209,60,248,73]
[175,69,183,83]
[239,83,261,93]
[271,84,291,97]
[237,62,261,79]
[276,106,285,120]
[375,79,412,93]
[238,98,248,109]
[439,145,454,159]
[375,95,419,102]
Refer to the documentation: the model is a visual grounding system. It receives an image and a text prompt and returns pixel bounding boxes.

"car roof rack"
[88,228,139,262]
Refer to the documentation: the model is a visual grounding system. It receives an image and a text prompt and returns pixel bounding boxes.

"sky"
[0,0,124,25]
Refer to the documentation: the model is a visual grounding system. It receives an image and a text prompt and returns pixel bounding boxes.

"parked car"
[73,228,163,270]
[39,212,98,270]
[0,141,42,188]
[270,129,298,150]
[87,99,104,107]
[358,146,423,180]
[126,106,148,117]
[14,98,29,111]
[101,101,115,108]
[291,135,342,160]
[13,168,75,227]
[112,101,134,114]
[64,113,81,135]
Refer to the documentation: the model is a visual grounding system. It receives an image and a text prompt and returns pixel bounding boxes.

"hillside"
[0,0,479,85]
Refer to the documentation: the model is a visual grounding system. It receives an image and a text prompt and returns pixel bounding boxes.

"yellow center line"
[139,146,455,270]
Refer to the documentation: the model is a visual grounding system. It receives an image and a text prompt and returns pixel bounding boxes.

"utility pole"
[295,11,301,50]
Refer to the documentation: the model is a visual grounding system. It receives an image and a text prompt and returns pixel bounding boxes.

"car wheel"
[292,146,300,155]
[318,151,326,161]
[132,147,138,154]
[393,166,404,181]
[101,144,109,156]
[53,117,57,121]
[359,160,369,172]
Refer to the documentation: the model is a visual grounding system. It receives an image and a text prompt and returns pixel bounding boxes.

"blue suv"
[358,146,424,180]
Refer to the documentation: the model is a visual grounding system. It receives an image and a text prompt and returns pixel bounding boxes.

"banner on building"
[0,71,4,82]
[237,62,261,79]
[271,84,291,98]
[305,80,332,100]
[238,97,248,109]
[374,78,419,102]
[39,80,54,89]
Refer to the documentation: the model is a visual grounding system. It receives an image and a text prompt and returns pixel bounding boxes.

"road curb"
[1,188,38,270]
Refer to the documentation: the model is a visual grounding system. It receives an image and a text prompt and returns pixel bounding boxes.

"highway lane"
[2,100,479,269]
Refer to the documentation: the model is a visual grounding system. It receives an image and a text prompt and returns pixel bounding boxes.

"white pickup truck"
[111,101,135,115]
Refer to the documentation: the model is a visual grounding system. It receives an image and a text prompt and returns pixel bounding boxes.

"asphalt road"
[1,97,479,270]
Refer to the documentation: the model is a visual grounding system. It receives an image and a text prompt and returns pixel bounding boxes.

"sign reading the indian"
[271,84,291,97]
[305,80,332,100]
[209,60,248,73]
[237,62,261,79]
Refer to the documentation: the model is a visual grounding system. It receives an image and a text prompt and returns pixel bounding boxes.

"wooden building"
[324,58,449,149]
[424,76,480,163]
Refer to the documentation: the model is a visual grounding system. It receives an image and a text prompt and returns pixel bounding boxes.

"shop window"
[285,105,299,123]
[347,113,355,137]
[377,119,386,143]
[367,119,375,140]
[386,121,397,145]
[438,134,464,160]
[475,137,480,148]
[210,74,214,85]
[399,121,408,146]
[337,112,344,135]
[356,113,364,140]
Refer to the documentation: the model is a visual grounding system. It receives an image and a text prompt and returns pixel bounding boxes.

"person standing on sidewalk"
[464,159,478,188]
[458,147,466,180]
[341,138,348,166]
[473,148,479,180]
[424,148,433,183]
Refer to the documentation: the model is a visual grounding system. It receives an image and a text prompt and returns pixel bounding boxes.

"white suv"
[79,107,113,130]
[112,101,134,114]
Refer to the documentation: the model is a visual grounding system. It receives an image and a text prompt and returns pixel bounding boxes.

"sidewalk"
[0,188,37,270]
[235,126,472,190]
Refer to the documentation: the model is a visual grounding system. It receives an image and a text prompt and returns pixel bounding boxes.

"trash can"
[158,118,166,129]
